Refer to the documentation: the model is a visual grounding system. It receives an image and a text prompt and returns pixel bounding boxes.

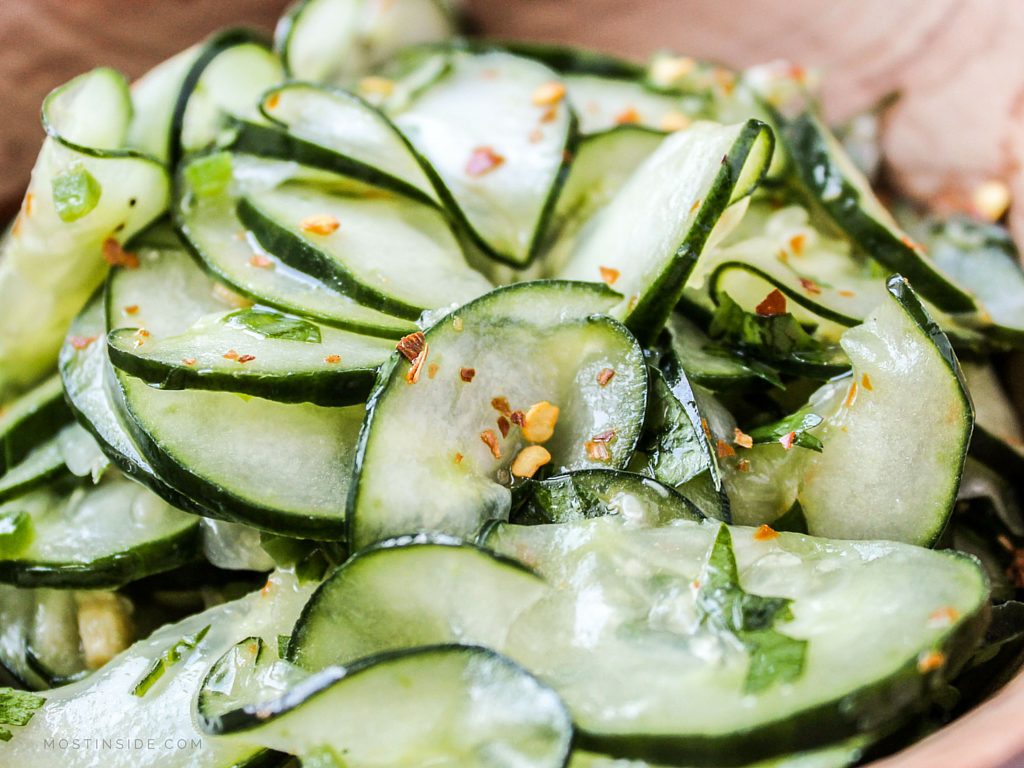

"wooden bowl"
[1,1,1021,765]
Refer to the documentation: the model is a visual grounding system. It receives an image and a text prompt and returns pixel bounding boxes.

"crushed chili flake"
[927,607,960,628]
[102,238,140,269]
[497,416,511,438]
[491,396,512,416]
[737,458,751,472]
[237,354,256,364]
[182,357,197,366]
[755,289,787,317]
[614,107,640,125]
[358,76,395,97]
[69,335,96,350]
[124,304,139,315]
[585,440,612,462]
[789,233,807,255]
[690,198,702,214]
[523,401,560,443]
[916,650,946,674]
[799,277,822,295]
[480,429,502,459]
[511,445,552,478]
[753,524,779,541]
[427,363,439,379]
[540,106,559,124]
[733,428,753,449]
[591,429,616,443]
[776,249,790,264]
[716,439,736,458]
[532,81,566,106]
[405,342,428,384]
[838,289,856,298]
[465,146,505,177]
[700,418,713,441]
[396,332,426,362]
[299,214,340,235]
[861,373,873,391]
[900,234,925,253]
[510,410,526,427]
[713,68,736,94]
[264,92,280,110]
[597,368,615,387]
[249,254,274,269]
[598,266,620,286]
[779,431,797,450]
[844,381,858,408]
[454,452,463,464]
[260,579,274,597]
[325,354,342,364]
[24,193,33,215]
[460,367,476,382]
[223,349,239,360]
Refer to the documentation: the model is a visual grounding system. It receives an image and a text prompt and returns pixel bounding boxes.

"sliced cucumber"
[485,516,989,765]
[558,119,774,340]
[25,590,88,686]
[0,435,68,504]
[0,474,200,589]
[391,49,575,266]
[0,68,169,397]
[238,181,490,318]
[797,276,972,545]
[563,73,706,135]
[202,644,573,768]
[349,281,648,549]
[0,375,70,476]
[781,111,976,313]
[662,312,777,390]
[200,519,275,572]
[962,361,1024,481]
[0,585,49,689]
[126,44,200,160]
[277,0,456,85]
[175,153,419,337]
[0,571,314,766]
[288,537,546,670]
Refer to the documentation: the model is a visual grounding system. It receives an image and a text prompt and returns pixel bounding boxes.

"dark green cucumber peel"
[0,376,71,477]
[0,439,68,504]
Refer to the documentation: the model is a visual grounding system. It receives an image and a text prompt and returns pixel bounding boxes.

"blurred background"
[2,0,1022,241]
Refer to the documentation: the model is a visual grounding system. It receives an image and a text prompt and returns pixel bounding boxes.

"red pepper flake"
[776,249,790,264]
[799,277,822,295]
[927,607,960,628]
[528,128,544,144]
[325,354,342,364]
[454,452,464,464]
[861,373,873,391]
[182,357,197,366]
[396,332,425,362]
[597,368,615,387]
[249,254,274,269]
[844,381,858,408]
[789,233,807,255]
[716,439,736,458]
[788,64,807,83]
[223,349,239,360]
[466,146,505,177]
[737,458,751,472]
[756,289,787,317]
[124,304,139,315]
[103,238,140,269]
[237,354,256,364]
[585,440,612,462]
[480,429,502,459]
[427,363,439,380]
[591,429,616,443]
[260,579,273,597]
[491,397,512,417]
[133,329,150,347]
[614,106,640,125]
[532,81,567,106]
[24,193,33,216]
[405,342,428,384]
[689,198,702,214]
[460,367,476,383]
[713,68,736,95]
[779,431,797,450]
[700,418,713,442]
[901,234,925,253]
[540,106,559,124]
[69,335,96,350]
[599,266,620,286]
[265,92,280,110]
[753,524,779,541]
[299,215,340,235]
[510,410,526,427]
[916,650,946,674]
[733,428,753,449]
[497,416,511,438]
[838,289,856,298]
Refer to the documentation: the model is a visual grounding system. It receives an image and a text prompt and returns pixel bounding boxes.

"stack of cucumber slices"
[1,2,1023,766]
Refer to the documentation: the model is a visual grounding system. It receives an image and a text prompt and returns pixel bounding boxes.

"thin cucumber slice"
[391,49,575,266]
[253,82,439,205]
[0,585,49,690]
[201,644,573,768]
[0,571,314,766]
[512,469,703,526]
[797,277,972,545]
[288,537,547,670]
[0,474,200,589]
[962,362,1024,481]
[558,119,774,341]
[485,516,989,765]
[175,153,418,337]
[196,637,300,724]
[564,73,706,135]
[238,181,490,318]
[0,68,169,397]
[349,281,648,549]
[0,375,70,476]
[662,312,777,390]
[126,45,200,160]
[200,519,275,572]
[0,435,68,504]
[25,590,88,686]
[781,111,976,313]
[277,0,456,85]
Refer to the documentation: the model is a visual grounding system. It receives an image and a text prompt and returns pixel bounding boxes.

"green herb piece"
[131,625,211,697]
[277,634,291,660]
[747,411,824,452]
[226,309,322,344]
[184,152,233,198]
[0,687,45,741]
[639,368,714,488]
[0,509,33,558]
[51,167,102,222]
[696,526,807,692]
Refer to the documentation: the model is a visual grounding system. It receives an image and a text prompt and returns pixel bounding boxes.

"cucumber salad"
[1,2,1023,767]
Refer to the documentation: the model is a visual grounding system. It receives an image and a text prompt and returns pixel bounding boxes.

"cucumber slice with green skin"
[780,111,976,314]
[558,119,774,342]
[563,73,707,135]
[253,82,440,205]
[0,375,70,477]
[288,537,547,671]
[0,474,200,589]
[391,49,576,266]
[348,281,648,550]
[238,182,491,319]
[202,644,573,768]
[484,516,989,766]
[175,153,418,338]
[0,435,68,504]
[0,571,314,766]
[797,276,972,545]
[0,586,50,690]
[0,68,170,398]
[512,469,703,526]
[25,590,88,686]
[961,362,1024,481]
[126,44,200,161]
[276,0,456,86]
[661,312,778,390]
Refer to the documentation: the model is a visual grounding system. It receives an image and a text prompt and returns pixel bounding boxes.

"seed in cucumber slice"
[238,181,491,319]
[202,644,573,768]
[558,119,774,342]
[348,280,648,549]
[390,49,575,267]
[797,276,973,545]
[288,536,546,671]
[485,516,989,765]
